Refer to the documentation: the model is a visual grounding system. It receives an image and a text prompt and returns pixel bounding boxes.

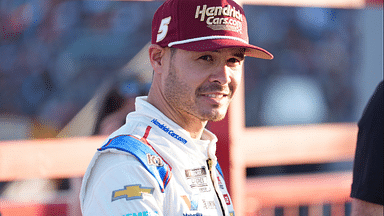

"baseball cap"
[151,0,273,60]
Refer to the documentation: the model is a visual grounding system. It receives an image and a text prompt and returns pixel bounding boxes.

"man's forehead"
[170,47,246,58]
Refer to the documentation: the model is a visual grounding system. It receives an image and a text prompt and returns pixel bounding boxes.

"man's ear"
[149,44,167,74]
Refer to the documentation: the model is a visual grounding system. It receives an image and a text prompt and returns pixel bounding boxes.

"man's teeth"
[206,94,224,99]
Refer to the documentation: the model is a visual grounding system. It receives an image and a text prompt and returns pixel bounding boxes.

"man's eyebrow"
[234,53,245,59]
[211,49,245,59]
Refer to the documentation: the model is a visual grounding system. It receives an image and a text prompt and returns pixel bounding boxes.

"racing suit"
[80,96,235,216]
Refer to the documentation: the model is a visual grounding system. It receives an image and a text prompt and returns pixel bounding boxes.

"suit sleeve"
[81,153,163,216]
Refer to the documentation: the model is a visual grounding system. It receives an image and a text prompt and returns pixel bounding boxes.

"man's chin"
[205,111,227,122]
[209,115,226,122]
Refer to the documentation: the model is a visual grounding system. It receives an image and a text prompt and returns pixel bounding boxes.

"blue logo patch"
[123,211,159,216]
[183,214,203,216]
[190,194,199,211]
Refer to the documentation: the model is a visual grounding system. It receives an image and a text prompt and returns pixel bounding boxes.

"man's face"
[162,47,245,122]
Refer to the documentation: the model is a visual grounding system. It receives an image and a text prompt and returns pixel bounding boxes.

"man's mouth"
[200,92,230,102]
[204,94,226,99]
[197,83,232,99]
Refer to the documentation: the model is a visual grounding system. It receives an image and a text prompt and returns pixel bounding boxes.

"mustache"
[196,83,233,96]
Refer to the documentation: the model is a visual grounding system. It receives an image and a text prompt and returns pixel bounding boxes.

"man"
[351,81,383,216]
[80,0,273,215]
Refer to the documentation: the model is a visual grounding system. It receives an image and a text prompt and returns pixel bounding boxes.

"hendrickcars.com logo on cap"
[195,4,244,33]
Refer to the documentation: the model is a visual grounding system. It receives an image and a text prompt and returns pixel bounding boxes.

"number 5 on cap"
[156,16,171,43]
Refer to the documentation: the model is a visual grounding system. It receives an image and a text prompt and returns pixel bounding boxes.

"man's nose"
[208,65,231,85]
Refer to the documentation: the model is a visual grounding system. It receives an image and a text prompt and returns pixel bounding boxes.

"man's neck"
[180,117,207,140]
[147,91,207,140]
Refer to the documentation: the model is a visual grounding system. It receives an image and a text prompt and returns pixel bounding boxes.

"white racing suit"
[80,96,235,216]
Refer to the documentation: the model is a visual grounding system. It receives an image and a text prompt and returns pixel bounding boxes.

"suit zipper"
[207,158,226,215]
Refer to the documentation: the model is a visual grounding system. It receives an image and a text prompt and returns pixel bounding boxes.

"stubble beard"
[164,62,231,122]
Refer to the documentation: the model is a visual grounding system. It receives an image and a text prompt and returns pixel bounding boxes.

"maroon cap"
[151,0,273,59]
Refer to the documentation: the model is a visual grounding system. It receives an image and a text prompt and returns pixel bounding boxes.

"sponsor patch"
[185,167,207,177]
[123,211,159,216]
[198,187,211,193]
[147,153,164,167]
[112,185,154,201]
[183,214,203,216]
[195,4,243,33]
[190,194,199,211]
[202,199,216,209]
[181,194,200,211]
[151,118,187,144]
[217,176,224,189]
[217,177,222,185]
[223,194,231,205]
[181,195,191,209]
[185,167,209,189]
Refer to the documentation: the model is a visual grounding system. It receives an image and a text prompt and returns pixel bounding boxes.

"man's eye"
[228,58,240,63]
[199,55,213,61]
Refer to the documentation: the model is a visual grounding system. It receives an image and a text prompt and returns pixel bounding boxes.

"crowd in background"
[0,0,161,139]
[243,6,361,126]
[0,0,379,139]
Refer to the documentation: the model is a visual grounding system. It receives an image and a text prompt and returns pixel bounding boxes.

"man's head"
[151,0,273,59]
[148,0,272,127]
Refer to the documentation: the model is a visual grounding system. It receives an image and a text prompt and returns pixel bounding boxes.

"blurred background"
[0,0,161,139]
[0,0,382,215]
[244,5,382,127]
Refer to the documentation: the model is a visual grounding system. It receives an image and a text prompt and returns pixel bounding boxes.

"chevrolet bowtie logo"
[112,185,154,201]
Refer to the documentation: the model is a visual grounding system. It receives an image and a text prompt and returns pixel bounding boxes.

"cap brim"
[171,39,273,60]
